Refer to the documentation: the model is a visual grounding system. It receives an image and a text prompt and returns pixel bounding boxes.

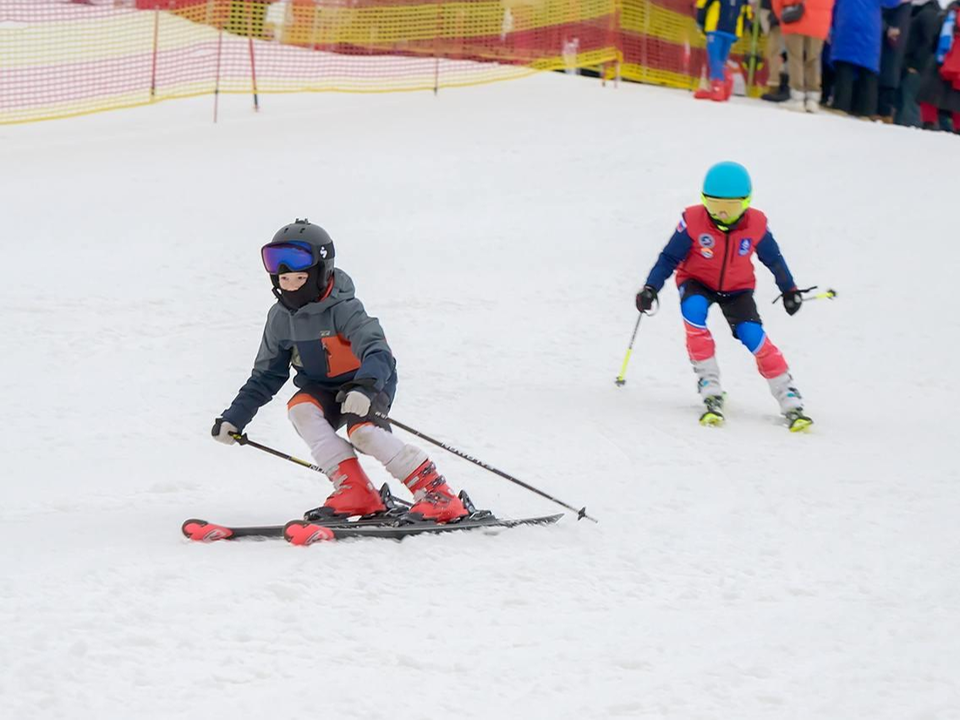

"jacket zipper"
[717,229,731,292]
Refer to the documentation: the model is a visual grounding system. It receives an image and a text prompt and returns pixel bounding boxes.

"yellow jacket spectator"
[696,0,752,38]
[695,0,752,102]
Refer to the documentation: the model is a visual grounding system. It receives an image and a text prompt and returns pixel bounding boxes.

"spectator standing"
[773,0,836,111]
[897,0,944,126]
[695,0,753,101]
[760,0,791,101]
[917,1,960,130]
[830,0,903,116]
[877,0,915,121]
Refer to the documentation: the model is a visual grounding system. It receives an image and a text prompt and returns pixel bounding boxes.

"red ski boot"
[403,461,468,523]
[722,68,734,100]
[694,80,727,102]
[693,82,713,100]
[315,458,385,518]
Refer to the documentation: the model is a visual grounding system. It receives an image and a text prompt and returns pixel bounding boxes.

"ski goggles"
[261,241,317,274]
[702,194,751,221]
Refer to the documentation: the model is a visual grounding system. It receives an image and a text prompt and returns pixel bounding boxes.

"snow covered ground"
[2,74,959,719]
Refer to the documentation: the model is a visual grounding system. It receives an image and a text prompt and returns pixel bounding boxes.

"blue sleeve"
[644,224,691,291]
[221,328,292,430]
[755,229,796,293]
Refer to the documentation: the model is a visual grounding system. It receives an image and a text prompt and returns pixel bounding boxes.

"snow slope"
[1,75,959,719]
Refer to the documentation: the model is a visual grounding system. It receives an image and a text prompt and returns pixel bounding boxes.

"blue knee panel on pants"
[681,294,710,328]
[735,321,766,353]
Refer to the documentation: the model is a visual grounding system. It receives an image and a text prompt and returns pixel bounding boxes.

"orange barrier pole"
[150,5,160,99]
[213,27,223,122]
[247,2,260,111]
[433,1,442,95]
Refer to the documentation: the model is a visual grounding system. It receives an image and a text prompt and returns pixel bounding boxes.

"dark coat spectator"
[897,0,944,126]
[917,1,960,126]
[878,1,914,118]
[905,0,946,72]
[761,0,791,101]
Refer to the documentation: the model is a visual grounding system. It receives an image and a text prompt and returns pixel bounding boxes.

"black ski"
[181,515,388,542]
[182,483,408,542]
[182,513,561,544]
[283,513,563,545]
[183,486,562,544]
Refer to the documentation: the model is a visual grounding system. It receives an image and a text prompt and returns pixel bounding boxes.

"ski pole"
[615,313,643,387]
[229,433,413,507]
[806,288,838,301]
[772,286,838,305]
[380,415,598,523]
[231,432,324,472]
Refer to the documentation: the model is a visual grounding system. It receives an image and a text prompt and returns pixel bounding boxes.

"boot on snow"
[306,457,386,519]
[694,80,729,102]
[403,461,468,523]
[768,372,813,432]
[700,395,725,427]
[785,409,813,432]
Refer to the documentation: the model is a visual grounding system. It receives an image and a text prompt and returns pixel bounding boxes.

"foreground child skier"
[635,162,813,431]
[211,219,468,522]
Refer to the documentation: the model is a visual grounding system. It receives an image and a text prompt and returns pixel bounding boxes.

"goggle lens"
[261,241,316,274]
[702,195,750,221]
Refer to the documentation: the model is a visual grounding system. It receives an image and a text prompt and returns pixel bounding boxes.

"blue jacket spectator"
[832,0,903,73]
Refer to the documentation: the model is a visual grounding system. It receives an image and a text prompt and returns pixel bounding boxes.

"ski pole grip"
[233,432,248,445]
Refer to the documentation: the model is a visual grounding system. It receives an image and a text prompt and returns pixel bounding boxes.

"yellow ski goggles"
[702,194,751,223]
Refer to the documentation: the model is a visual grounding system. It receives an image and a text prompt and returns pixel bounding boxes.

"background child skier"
[635,162,813,431]
[695,0,752,102]
[211,219,468,522]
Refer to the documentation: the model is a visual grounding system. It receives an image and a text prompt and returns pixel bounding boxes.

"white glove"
[211,418,239,445]
[340,390,372,417]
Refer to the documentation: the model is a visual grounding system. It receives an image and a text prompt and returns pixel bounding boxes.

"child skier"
[695,0,752,101]
[635,162,813,431]
[211,219,468,522]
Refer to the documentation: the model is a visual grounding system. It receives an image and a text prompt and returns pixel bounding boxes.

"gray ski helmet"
[268,218,336,291]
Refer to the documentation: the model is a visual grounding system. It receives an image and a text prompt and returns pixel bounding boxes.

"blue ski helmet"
[703,161,752,198]
[702,161,752,225]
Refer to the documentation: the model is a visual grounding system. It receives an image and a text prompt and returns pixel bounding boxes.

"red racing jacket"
[645,205,796,294]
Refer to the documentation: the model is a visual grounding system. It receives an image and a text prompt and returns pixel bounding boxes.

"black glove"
[636,285,658,313]
[782,289,803,316]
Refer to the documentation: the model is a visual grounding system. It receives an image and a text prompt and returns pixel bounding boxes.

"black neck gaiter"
[272,266,322,311]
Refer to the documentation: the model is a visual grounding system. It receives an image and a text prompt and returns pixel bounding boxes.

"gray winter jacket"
[221,269,396,430]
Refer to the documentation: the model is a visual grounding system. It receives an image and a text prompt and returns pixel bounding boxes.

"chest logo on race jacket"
[698,234,715,248]
[738,238,752,256]
[700,247,714,259]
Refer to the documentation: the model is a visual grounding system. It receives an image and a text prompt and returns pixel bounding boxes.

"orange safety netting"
[0,0,765,124]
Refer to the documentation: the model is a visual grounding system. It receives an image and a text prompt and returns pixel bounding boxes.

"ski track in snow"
[1,74,959,719]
